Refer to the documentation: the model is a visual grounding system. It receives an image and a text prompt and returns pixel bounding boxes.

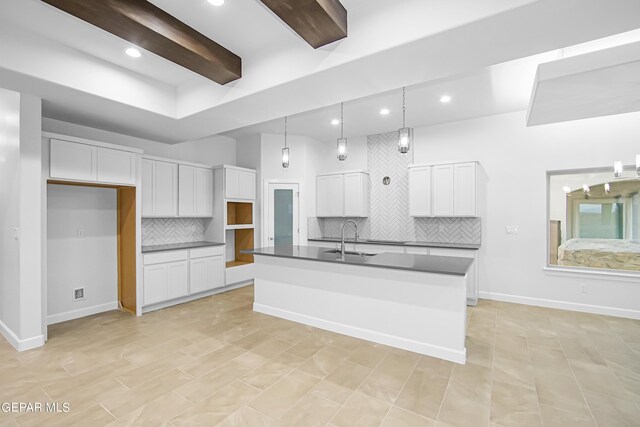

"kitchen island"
[244,245,472,363]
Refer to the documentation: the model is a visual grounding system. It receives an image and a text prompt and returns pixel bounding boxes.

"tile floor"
[1,285,640,426]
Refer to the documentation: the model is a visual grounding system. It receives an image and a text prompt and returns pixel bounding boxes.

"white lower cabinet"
[429,248,479,306]
[143,246,224,309]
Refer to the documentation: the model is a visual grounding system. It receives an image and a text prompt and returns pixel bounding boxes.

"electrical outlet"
[73,287,85,301]
[580,284,588,294]
[438,225,445,233]
[506,226,519,235]
[13,227,19,241]
[77,229,86,238]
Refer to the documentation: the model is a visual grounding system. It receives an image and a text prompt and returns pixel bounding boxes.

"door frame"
[262,180,301,248]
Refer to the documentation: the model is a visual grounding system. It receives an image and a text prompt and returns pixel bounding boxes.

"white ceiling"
[1,0,640,143]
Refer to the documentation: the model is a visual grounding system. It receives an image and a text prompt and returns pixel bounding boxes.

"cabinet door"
[155,161,178,217]
[432,164,454,216]
[195,168,214,217]
[344,173,369,217]
[166,261,189,300]
[179,165,196,217]
[97,147,135,185]
[50,139,97,181]
[141,159,154,217]
[316,175,344,217]
[409,166,432,217]
[143,264,167,306]
[190,255,224,294]
[225,168,240,199]
[237,170,256,200]
[454,162,477,217]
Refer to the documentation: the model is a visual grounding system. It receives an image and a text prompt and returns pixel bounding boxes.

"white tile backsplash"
[142,218,205,246]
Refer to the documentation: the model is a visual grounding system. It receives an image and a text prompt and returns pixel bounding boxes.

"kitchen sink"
[324,249,376,257]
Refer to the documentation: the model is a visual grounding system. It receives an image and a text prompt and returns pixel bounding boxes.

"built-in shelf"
[225,224,255,230]
[227,201,253,226]
[226,260,253,268]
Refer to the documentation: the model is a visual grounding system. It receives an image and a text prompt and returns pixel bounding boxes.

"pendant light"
[398,86,413,154]
[337,102,347,161]
[282,117,290,168]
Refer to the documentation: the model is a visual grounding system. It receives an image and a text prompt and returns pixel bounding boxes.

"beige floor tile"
[311,360,373,404]
[171,381,260,426]
[437,366,491,427]
[285,337,330,360]
[177,344,246,377]
[216,405,274,427]
[178,336,226,358]
[114,351,193,389]
[125,338,194,366]
[395,369,449,419]
[175,360,253,403]
[330,390,392,427]
[569,359,630,399]
[466,336,494,368]
[248,370,320,419]
[538,404,596,427]
[298,345,352,378]
[114,391,193,426]
[240,351,304,390]
[277,394,340,427]
[489,380,541,426]
[348,342,390,368]
[358,352,418,403]
[529,344,572,376]
[583,390,640,427]
[415,356,454,378]
[533,370,590,416]
[492,353,536,390]
[381,406,434,427]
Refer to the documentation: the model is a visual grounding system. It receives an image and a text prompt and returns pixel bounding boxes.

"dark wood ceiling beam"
[260,0,347,48]
[40,0,241,85]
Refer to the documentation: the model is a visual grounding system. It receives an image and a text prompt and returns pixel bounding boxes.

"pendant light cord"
[402,87,406,128]
[284,116,287,148]
[340,102,344,139]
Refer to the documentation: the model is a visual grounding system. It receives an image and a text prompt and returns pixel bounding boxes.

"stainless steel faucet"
[340,220,359,260]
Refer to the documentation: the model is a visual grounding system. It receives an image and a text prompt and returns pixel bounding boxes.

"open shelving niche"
[210,166,257,286]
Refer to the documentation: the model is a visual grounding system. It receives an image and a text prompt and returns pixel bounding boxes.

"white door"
[267,183,299,247]
[432,164,454,216]
[454,162,477,217]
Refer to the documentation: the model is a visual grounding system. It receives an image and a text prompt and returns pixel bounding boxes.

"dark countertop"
[142,241,225,253]
[243,246,473,276]
[308,237,480,250]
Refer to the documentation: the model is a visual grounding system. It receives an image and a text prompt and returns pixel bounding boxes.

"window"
[548,168,640,273]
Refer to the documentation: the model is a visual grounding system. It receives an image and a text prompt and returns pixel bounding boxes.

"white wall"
[47,185,118,324]
[318,136,368,174]
[42,118,237,166]
[412,110,640,318]
[0,88,43,350]
[0,89,22,340]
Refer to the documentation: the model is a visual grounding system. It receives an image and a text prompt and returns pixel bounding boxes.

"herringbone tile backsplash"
[142,218,205,246]
[313,130,481,245]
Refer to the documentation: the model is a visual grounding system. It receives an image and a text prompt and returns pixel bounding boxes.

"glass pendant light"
[337,102,347,161]
[614,160,623,178]
[282,117,290,168]
[398,87,413,154]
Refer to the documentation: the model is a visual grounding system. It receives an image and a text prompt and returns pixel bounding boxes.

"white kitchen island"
[246,246,472,364]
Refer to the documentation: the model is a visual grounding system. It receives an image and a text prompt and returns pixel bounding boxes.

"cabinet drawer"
[190,245,224,259]
[143,250,188,265]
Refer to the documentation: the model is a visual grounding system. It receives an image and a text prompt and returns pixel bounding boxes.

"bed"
[557,238,640,271]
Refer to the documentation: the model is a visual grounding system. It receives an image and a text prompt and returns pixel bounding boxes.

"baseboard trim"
[47,302,119,325]
[253,303,466,364]
[0,319,44,351]
[479,291,640,320]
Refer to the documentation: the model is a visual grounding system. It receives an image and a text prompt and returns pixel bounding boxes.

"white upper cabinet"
[432,164,455,216]
[316,174,344,217]
[316,171,369,218]
[96,147,135,185]
[142,159,178,218]
[225,168,256,200]
[50,139,97,182]
[179,165,213,217]
[453,162,477,217]
[344,172,369,217]
[50,138,138,186]
[409,161,479,217]
[409,166,432,217]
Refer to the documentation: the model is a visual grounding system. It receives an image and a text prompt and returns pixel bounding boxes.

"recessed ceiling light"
[125,47,141,58]
[207,0,224,6]
[440,95,452,103]
[331,119,340,125]
[380,108,390,116]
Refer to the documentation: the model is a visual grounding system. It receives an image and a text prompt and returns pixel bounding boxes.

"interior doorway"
[266,182,299,247]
